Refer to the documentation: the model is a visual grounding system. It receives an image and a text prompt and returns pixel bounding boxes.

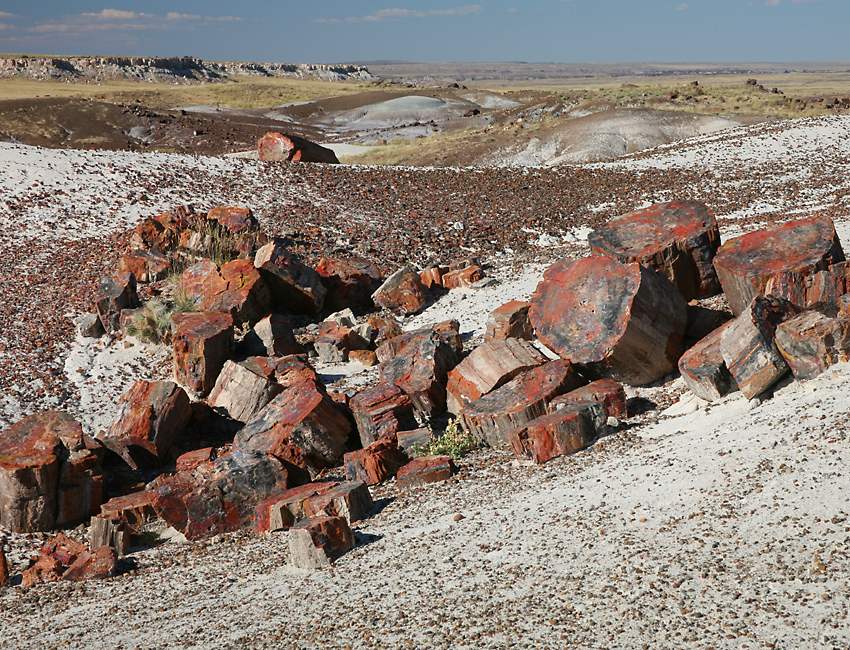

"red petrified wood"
[349,382,417,447]
[343,438,409,486]
[258,131,340,164]
[207,358,285,424]
[151,450,289,540]
[21,533,117,588]
[254,482,338,534]
[588,200,721,300]
[548,378,628,427]
[254,238,327,314]
[775,311,850,380]
[316,256,383,314]
[303,481,374,524]
[100,380,192,469]
[396,456,456,488]
[288,516,354,569]
[720,296,799,399]
[0,548,8,587]
[509,402,601,464]
[678,322,738,401]
[172,311,234,397]
[0,411,103,532]
[529,256,687,386]
[714,215,845,315]
[95,271,139,333]
[371,265,428,316]
[484,300,533,341]
[460,360,585,449]
[446,338,546,414]
[207,205,259,234]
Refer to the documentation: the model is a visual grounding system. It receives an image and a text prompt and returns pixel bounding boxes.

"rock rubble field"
[2,116,850,648]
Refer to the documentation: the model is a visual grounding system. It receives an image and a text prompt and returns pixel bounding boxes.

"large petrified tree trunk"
[588,200,721,300]
[775,311,850,380]
[529,256,688,386]
[714,215,845,315]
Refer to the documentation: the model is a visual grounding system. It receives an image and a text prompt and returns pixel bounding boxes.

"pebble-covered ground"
[2,115,850,648]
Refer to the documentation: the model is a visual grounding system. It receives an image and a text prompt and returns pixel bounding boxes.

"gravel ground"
[3,115,850,648]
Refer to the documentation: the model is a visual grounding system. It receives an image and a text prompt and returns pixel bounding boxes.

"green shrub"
[414,419,480,460]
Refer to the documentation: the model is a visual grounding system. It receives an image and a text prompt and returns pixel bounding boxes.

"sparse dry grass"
[0,76,371,109]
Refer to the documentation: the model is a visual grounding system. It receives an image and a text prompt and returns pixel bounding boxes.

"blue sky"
[0,1,844,62]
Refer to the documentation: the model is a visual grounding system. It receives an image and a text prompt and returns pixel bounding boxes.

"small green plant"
[191,220,249,267]
[126,292,198,345]
[414,419,481,460]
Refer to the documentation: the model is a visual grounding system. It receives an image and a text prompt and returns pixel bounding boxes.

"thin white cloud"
[675,2,689,10]
[165,12,242,23]
[0,12,15,19]
[317,4,481,24]
[30,9,243,35]
[82,9,147,20]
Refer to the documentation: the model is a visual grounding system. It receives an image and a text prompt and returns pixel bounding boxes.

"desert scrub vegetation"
[414,419,481,460]
[126,286,198,344]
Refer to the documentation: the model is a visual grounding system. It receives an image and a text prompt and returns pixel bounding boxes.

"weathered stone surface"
[378,321,463,421]
[589,201,721,300]
[548,378,628,426]
[367,315,403,348]
[303,481,374,523]
[254,482,338,533]
[240,313,303,357]
[509,403,601,464]
[99,490,156,537]
[397,428,434,453]
[678,321,738,401]
[396,456,456,488]
[840,294,850,317]
[258,131,340,164]
[118,250,171,284]
[0,411,102,532]
[484,300,533,341]
[288,516,354,569]
[150,450,289,540]
[775,311,850,380]
[180,259,270,325]
[89,515,130,556]
[344,438,409,486]
[529,256,687,386]
[100,380,192,469]
[442,265,484,290]
[129,212,183,253]
[95,272,139,333]
[255,239,327,314]
[460,360,585,448]
[714,215,845,315]
[419,266,446,289]
[21,534,116,588]
[75,312,105,338]
[316,256,383,314]
[208,358,283,423]
[207,205,259,234]
[172,311,234,397]
[686,304,733,344]
[765,261,850,314]
[350,382,417,447]
[446,338,546,414]
[0,548,8,586]
[235,373,352,482]
[314,321,357,363]
[175,447,215,472]
[721,296,799,399]
[371,265,427,316]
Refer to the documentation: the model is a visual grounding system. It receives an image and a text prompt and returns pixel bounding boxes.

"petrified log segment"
[0,549,8,586]
[150,450,288,540]
[678,322,738,401]
[446,338,546,414]
[202,259,271,325]
[509,403,601,465]
[343,438,409,486]
[255,238,326,314]
[235,373,352,481]
[378,321,463,421]
[288,516,354,569]
[21,534,117,587]
[315,256,383,314]
[589,200,721,300]
[548,378,627,427]
[208,358,284,423]
[254,482,338,533]
[95,272,139,333]
[720,296,799,399]
[303,481,374,524]
[89,515,130,556]
[118,250,170,283]
[442,265,484,289]
[372,265,428,316]
[240,314,303,357]
[0,411,102,533]
[460,360,585,448]
[765,261,850,313]
[206,205,259,234]
[397,428,433,453]
[714,215,845,315]
[258,131,340,164]
[175,447,215,472]
[529,256,688,386]
[172,312,234,397]
[484,300,533,341]
[396,456,456,488]
[100,380,191,469]
[775,311,850,380]
[350,382,417,447]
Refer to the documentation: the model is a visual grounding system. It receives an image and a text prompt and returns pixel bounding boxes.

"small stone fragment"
[349,349,378,367]
[775,311,850,380]
[315,256,383,314]
[344,438,409,486]
[397,428,434,453]
[172,311,234,397]
[254,482,338,533]
[95,272,139,333]
[371,265,428,315]
[484,300,533,341]
[255,238,326,314]
[208,358,284,423]
[396,456,456,488]
[258,131,340,164]
[240,313,303,357]
[303,481,374,523]
[75,312,105,339]
[509,403,601,464]
[678,322,738,401]
[288,516,354,569]
[442,265,484,290]
[548,378,628,426]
